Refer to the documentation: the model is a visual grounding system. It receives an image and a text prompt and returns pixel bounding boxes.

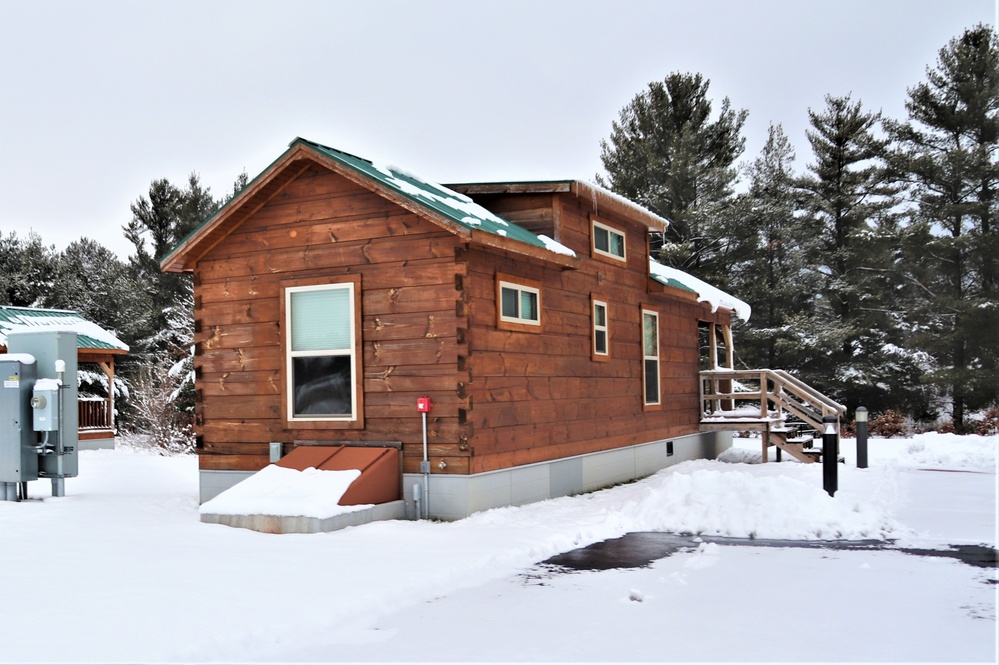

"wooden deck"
[699,369,845,463]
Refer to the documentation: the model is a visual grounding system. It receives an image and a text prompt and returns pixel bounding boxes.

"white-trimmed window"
[592,219,626,261]
[642,308,661,407]
[496,273,542,332]
[285,282,358,421]
[592,298,609,359]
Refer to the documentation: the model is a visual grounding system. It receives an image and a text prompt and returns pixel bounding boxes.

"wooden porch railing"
[700,369,846,432]
[78,400,112,430]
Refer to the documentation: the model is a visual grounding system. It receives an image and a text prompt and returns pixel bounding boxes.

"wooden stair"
[699,368,847,464]
[769,427,822,463]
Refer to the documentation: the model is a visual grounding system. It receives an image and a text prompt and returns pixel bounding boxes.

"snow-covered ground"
[0,432,995,663]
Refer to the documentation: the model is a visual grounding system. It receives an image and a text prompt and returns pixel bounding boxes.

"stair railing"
[700,369,845,432]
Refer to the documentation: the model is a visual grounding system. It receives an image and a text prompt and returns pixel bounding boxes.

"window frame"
[641,306,662,410]
[496,273,542,333]
[281,276,364,429]
[591,217,627,263]
[591,296,609,361]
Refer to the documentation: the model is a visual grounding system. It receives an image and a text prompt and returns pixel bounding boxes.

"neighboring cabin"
[0,305,128,449]
[161,138,751,520]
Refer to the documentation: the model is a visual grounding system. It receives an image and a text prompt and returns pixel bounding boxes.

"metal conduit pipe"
[417,397,433,519]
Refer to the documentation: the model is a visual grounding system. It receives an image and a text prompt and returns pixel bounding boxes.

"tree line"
[599,25,997,432]
[0,26,993,440]
[0,172,245,450]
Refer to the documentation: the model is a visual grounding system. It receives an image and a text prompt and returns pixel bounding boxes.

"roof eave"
[570,181,669,231]
[469,229,581,270]
[448,180,669,231]
[160,142,319,273]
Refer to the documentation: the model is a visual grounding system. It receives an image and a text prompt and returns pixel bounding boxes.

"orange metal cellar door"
[275,446,401,506]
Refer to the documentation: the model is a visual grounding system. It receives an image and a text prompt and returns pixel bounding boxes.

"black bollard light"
[855,406,868,469]
[822,414,838,497]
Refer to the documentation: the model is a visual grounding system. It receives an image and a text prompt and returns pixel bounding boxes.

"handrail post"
[699,372,706,418]
[759,371,767,418]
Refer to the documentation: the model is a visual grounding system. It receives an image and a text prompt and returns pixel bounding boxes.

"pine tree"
[796,94,922,414]
[124,173,217,352]
[888,24,999,430]
[0,231,57,307]
[43,237,146,343]
[120,174,218,446]
[597,72,748,283]
[728,124,818,371]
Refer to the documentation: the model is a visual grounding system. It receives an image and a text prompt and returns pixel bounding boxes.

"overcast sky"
[1,0,994,259]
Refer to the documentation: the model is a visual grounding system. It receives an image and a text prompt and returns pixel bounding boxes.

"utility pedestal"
[8,330,78,497]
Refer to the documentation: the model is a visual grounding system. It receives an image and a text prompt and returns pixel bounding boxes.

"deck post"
[709,323,718,369]
[723,324,734,369]
[762,422,769,463]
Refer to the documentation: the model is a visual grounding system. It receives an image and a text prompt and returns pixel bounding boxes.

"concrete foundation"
[403,431,731,520]
[200,500,407,534]
[197,431,731,528]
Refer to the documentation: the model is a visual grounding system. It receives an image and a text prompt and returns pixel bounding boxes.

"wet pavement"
[542,532,998,571]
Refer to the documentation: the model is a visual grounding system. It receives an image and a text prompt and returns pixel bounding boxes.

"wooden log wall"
[193,164,468,474]
[461,191,730,474]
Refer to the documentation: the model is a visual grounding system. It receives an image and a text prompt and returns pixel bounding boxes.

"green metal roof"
[648,268,698,294]
[0,306,128,352]
[648,260,752,321]
[294,138,559,252]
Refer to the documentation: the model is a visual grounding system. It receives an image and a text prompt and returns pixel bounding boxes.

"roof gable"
[160,138,579,273]
[0,306,129,352]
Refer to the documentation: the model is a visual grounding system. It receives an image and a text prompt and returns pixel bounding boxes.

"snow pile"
[879,433,997,472]
[0,431,993,663]
[648,259,751,321]
[604,460,906,541]
[199,464,367,518]
[717,446,765,464]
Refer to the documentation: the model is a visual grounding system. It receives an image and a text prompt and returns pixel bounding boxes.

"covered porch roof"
[0,306,129,362]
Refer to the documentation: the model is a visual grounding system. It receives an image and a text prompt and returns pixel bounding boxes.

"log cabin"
[162,137,838,522]
[0,305,128,449]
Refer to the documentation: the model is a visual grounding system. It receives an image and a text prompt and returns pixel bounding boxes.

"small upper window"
[592,219,626,261]
[496,273,542,333]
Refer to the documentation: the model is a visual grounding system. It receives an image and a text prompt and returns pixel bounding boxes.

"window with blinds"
[496,274,542,333]
[286,283,357,420]
[642,308,661,407]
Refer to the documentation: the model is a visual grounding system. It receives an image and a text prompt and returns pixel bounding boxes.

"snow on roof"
[297,139,576,258]
[579,180,672,230]
[447,180,671,231]
[648,260,752,321]
[0,306,129,352]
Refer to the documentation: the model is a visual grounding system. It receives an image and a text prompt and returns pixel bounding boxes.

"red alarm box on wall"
[416,396,433,413]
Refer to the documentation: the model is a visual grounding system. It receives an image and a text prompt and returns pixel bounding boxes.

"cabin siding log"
[192,168,464,474]
[449,189,726,475]
[177,156,735,484]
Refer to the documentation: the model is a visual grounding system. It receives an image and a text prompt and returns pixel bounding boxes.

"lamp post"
[855,406,868,469]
